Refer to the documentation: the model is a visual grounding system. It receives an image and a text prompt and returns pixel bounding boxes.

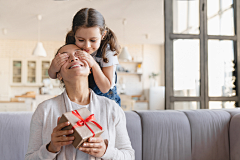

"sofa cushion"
[229,113,240,160]
[125,111,142,160]
[183,110,231,160]
[136,110,191,160]
[0,112,33,160]
[221,108,240,117]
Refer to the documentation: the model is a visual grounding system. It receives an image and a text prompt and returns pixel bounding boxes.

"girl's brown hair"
[65,8,120,63]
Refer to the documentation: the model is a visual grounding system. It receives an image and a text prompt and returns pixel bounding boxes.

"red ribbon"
[71,110,102,137]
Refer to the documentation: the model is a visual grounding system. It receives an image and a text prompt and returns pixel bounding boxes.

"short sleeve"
[100,48,119,67]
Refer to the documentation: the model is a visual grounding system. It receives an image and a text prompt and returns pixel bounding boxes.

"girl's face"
[74,26,103,54]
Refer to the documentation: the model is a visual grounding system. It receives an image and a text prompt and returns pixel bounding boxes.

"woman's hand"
[47,117,75,153]
[79,136,107,158]
[49,53,69,78]
[75,50,96,68]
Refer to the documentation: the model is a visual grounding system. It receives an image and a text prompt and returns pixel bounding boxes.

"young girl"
[48,8,121,106]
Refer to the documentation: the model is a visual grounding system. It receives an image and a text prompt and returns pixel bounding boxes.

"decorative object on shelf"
[32,15,47,57]
[149,72,160,87]
[39,78,53,95]
[119,18,132,61]
[136,64,142,73]
[117,77,126,94]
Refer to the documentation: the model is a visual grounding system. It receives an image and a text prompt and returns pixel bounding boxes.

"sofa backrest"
[125,111,142,160]
[183,110,231,160]
[1,109,240,160]
[0,112,33,160]
[0,111,142,160]
[229,113,240,160]
[135,110,192,160]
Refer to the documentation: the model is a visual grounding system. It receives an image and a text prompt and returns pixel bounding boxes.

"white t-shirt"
[91,44,119,89]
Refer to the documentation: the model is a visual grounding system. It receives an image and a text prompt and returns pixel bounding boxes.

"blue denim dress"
[88,49,121,106]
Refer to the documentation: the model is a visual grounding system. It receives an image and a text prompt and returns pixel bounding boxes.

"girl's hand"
[79,136,107,158]
[49,53,69,74]
[75,51,96,68]
[47,117,75,153]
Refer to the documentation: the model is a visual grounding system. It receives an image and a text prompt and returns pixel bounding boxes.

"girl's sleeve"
[100,49,119,67]
[101,107,135,160]
[25,106,59,160]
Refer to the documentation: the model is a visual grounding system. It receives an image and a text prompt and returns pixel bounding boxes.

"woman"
[25,44,134,160]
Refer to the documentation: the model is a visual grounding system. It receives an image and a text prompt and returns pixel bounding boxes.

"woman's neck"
[65,79,90,105]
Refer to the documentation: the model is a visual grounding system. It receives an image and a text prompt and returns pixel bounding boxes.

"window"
[165,0,239,109]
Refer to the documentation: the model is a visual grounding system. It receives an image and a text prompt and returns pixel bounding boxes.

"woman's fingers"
[54,135,75,142]
[79,137,106,157]
[82,142,102,148]
[54,129,74,137]
[55,140,73,147]
[54,121,70,132]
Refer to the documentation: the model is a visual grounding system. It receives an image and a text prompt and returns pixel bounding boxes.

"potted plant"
[149,72,160,87]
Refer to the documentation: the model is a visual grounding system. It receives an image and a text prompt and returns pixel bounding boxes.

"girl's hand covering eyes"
[50,53,69,73]
[75,51,96,68]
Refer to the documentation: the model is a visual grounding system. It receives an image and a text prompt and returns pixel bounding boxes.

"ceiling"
[0,0,164,44]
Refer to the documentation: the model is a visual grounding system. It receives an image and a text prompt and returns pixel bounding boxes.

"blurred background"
[0,0,238,111]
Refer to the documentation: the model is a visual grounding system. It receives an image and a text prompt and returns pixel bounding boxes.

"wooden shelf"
[15,95,36,98]
[0,101,25,103]
[117,72,142,76]
[119,60,142,63]
[117,72,142,81]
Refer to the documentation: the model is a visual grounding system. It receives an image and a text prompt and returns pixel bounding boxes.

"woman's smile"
[68,62,84,69]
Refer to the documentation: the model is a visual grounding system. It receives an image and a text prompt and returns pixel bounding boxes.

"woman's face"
[57,44,90,82]
[74,26,103,54]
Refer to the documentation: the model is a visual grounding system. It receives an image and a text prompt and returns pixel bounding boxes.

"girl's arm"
[77,49,117,93]
[91,62,114,93]
[48,53,69,79]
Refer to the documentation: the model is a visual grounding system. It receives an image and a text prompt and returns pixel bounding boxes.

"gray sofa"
[1,109,240,160]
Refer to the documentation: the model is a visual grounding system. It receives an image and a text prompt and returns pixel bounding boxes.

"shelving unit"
[117,60,143,81]
[10,59,58,87]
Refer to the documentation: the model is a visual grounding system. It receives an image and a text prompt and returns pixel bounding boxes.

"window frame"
[164,0,240,109]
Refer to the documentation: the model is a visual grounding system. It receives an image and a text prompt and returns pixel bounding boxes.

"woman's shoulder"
[35,94,63,113]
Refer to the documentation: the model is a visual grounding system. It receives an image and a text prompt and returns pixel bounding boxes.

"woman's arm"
[25,108,59,160]
[101,108,135,160]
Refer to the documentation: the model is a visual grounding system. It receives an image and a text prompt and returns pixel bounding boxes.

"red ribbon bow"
[71,110,102,137]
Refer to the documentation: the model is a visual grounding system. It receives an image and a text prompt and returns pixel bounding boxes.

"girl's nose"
[85,41,91,48]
